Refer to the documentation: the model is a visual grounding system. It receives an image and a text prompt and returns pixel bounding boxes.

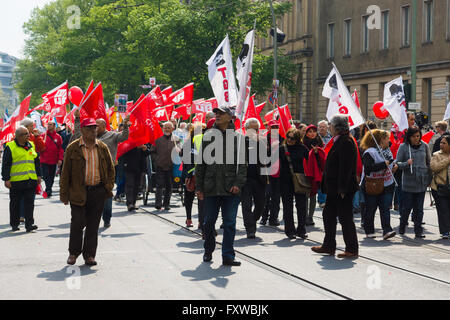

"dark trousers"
[364,191,394,235]
[241,178,266,234]
[281,180,307,236]
[400,191,426,235]
[69,186,106,259]
[102,198,113,224]
[184,187,195,220]
[115,164,126,197]
[41,164,56,196]
[204,195,240,261]
[322,192,359,254]
[431,190,450,235]
[10,184,36,229]
[155,168,172,208]
[125,171,141,207]
[262,176,281,223]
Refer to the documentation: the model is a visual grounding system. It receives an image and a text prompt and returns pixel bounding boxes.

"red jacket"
[30,134,45,154]
[39,130,64,165]
[304,148,326,196]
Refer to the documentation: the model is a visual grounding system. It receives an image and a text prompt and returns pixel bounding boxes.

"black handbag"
[436,168,450,198]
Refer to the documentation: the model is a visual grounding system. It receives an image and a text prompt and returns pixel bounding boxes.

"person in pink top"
[40,120,64,197]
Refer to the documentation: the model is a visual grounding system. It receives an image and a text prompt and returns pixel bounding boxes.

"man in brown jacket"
[60,118,115,266]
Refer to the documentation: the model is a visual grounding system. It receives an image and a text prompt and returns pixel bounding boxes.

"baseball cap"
[213,106,235,116]
[81,118,98,128]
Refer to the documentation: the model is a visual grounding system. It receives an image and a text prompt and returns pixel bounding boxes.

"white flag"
[383,77,409,131]
[444,102,450,121]
[322,65,365,129]
[30,111,46,134]
[235,29,255,121]
[206,35,238,109]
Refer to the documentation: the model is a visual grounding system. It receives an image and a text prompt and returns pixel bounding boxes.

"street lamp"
[411,0,417,103]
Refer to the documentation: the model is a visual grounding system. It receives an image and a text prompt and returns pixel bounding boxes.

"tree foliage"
[15,0,295,106]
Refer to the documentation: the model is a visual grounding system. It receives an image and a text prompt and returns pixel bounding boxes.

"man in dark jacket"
[123,144,151,211]
[196,106,247,266]
[312,114,359,259]
[150,122,178,210]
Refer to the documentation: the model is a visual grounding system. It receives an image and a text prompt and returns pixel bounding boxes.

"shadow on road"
[37,265,97,282]
[181,263,235,288]
[316,255,357,270]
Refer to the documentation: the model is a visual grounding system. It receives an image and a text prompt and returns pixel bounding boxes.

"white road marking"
[432,259,450,263]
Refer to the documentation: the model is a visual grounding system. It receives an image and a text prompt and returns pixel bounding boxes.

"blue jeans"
[115,164,126,197]
[400,191,426,235]
[102,198,113,224]
[353,191,361,209]
[364,191,394,235]
[317,189,326,204]
[203,195,240,261]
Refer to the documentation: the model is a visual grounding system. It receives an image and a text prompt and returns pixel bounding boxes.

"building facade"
[258,0,450,126]
[0,52,19,109]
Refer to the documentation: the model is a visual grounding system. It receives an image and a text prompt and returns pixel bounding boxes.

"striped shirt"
[79,137,101,186]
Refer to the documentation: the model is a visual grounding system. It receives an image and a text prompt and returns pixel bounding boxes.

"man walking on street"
[2,126,41,232]
[40,120,64,197]
[196,106,247,266]
[150,122,178,210]
[60,118,115,266]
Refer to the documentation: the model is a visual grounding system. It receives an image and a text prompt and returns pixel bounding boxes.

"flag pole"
[331,62,398,187]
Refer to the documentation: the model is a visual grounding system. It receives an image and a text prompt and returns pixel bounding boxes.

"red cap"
[206,118,216,129]
[80,118,98,128]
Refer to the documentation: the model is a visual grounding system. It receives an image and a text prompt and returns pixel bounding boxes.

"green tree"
[15,0,295,107]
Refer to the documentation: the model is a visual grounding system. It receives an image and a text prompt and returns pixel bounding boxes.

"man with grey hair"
[2,126,41,232]
[150,121,178,210]
[317,120,332,147]
[312,114,359,259]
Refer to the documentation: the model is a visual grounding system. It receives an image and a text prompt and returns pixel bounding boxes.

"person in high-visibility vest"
[1,126,41,232]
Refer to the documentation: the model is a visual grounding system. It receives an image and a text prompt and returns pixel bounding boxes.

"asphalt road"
[0,179,449,300]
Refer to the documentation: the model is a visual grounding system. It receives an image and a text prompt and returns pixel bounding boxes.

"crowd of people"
[2,106,450,267]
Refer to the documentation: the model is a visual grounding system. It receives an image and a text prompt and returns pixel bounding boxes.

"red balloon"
[373,101,389,120]
[68,86,84,106]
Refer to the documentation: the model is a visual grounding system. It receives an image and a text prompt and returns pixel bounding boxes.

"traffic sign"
[433,88,448,99]
[408,102,421,111]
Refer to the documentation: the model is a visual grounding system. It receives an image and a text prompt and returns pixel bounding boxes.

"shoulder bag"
[436,166,450,198]
[283,145,311,195]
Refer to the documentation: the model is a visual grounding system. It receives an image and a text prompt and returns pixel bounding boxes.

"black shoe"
[203,253,212,262]
[415,233,426,239]
[287,234,296,239]
[104,222,111,229]
[155,206,161,210]
[247,232,256,239]
[127,205,135,212]
[223,259,241,266]
[11,227,20,232]
[164,206,170,211]
[259,219,267,225]
[297,233,308,239]
[269,221,280,226]
[26,225,38,232]
[305,221,315,226]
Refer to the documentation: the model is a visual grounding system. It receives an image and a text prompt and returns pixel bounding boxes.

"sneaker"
[222,259,241,266]
[383,231,396,240]
[365,233,376,239]
[203,253,212,262]
[441,232,449,240]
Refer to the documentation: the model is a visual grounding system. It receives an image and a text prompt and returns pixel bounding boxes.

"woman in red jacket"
[39,121,64,197]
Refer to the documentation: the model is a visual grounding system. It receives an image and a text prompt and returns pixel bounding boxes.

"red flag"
[41,81,69,113]
[169,83,194,105]
[255,102,266,130]
[79,82,110,131]
[64,107,77,132]
[279,104,292,121]
[117,92,163,159]
[26,102,46,116]
[422,131,435,144]
[153,105,174,122]
[352,89,360,109]
[192,113,205,123]
[277,105,291,139]
[172,104,191,120]
[161,86,173,105]
[149,86,164,107]
[264,109,279,123]
[192,98,218,114]
[0,94,32,143]
[79,80,94,108]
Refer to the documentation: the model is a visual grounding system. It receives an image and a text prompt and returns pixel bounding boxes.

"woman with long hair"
[430,135,450,239]
[396,126,432,238]
[279,128,309,239]
[360,129,398,240]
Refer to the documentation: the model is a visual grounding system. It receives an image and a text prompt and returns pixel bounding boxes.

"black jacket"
[279,143,309,182]
[123,144,151,174]
[321,134,358,195]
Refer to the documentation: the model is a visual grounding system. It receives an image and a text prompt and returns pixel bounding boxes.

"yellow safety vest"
[7,140,38,182]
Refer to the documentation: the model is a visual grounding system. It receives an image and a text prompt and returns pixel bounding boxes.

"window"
[381,11,389,49]
[297,0,302,36]
[401,6,410,46]
[423,0,433,43]
[327,23,335,58]
[344,19,352,56]
[362,15,369,53]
